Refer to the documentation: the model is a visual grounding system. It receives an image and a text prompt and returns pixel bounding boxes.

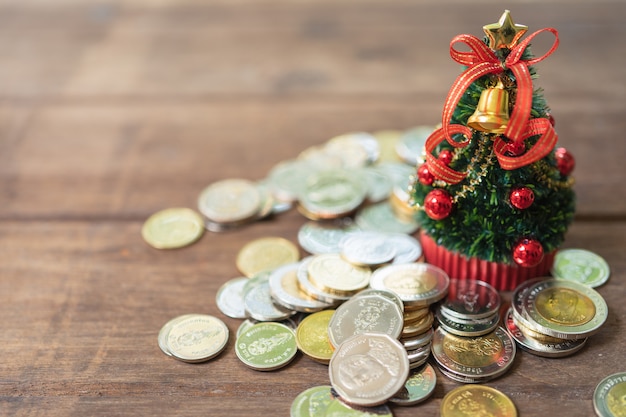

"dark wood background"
[1,1,625,416]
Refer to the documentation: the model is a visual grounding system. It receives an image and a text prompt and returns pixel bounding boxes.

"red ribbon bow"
[425,28,560,184]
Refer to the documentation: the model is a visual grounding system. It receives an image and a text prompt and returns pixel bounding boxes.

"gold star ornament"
[484,10,528,50]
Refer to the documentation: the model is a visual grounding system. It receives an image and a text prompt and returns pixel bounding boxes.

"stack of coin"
[369,262,449,369]
[435,279,501,337]
[505,277,608,358]
[158,314,230,363]
[431,325,516,383]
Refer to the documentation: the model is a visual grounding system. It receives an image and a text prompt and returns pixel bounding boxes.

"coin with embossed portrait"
[593,372,626,417]
[431,326,516,382]
[296,309,335,364]
[328,292,404,349]
[522,278,608,340]
[441,385,517,417]
[503,307,586,358]
[370,262,449,307]
[329,333,409,407]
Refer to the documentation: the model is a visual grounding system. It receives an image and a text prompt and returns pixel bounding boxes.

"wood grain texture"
[1,1,625,416]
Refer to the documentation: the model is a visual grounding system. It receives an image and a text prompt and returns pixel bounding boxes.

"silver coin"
[297,221,358,255]
[376,162,415,192]
[243,281,296,322]
[339,231,396,267]
[435,308,500,337]
[396,125,435,165]
[356,288,404,314]
[406,344,431,364]
[355,201,419,235]
[295,256,348,305]
[328,292,404,348]
[268,262,332,313]
[197,178,261,224]
[386,233,422,264]
[511,277,549,333]
[299,169,367,218]
[325,132,380,168]
[215,277,249,319]
[401,327,434,350]
[329,333,410,407]
[369,262,449,307]
[440,278,501,320]
[358,166,393,203]
[504,307,587,358]
[158,314,195,357]
[267,159,315,203]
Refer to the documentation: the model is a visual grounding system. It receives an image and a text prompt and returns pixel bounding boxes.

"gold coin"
[142,207,205,249]
[401,312,434,338]
[197,178,261,224]
[403,307,431,324]
[295,310,335,364]
[307,253,371,296]
[236,237,300,278]
[523,279,607,339]
[441,385,517,417]
[512,313,568,344]
[535,287,596,326]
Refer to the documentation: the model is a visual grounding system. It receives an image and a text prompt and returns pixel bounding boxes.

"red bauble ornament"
[417,164,435,185]
[510,186,535,209]
[504,139,526,156]
[555,147,575,176]
[424,189,453,220]
[512,238,544,267]
[438,149,453,165]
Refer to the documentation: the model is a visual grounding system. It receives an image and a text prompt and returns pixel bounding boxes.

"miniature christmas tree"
[410,10,576,291]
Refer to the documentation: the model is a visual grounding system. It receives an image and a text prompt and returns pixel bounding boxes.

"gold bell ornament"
[467,79,510,133]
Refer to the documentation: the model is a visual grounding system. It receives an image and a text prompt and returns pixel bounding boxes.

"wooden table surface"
[2,1,625,416]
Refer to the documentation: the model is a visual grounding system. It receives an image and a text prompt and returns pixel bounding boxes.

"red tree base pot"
[419,231,555,291]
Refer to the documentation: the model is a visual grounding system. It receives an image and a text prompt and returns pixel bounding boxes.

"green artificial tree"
[410,10,576,291]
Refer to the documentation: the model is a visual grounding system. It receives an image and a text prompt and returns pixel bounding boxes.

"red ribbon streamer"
[428,28,560,183]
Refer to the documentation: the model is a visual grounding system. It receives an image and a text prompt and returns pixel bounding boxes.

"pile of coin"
[505,277,608,358]
[207,224,444,412]
[428,278,516,383]
[148,126,608,415]
[435,279,502,337]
